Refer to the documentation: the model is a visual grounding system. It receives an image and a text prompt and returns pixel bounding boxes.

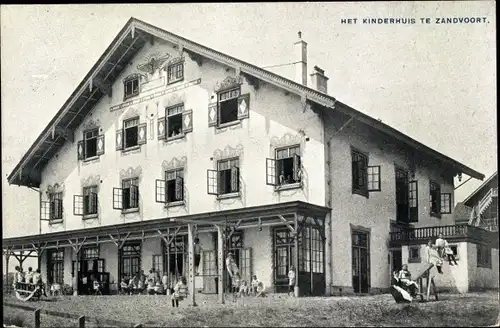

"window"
[167,61,184,84]
[84,129,98,158]
[449,245,459,260]
[409,181,419,222]
[166,169,184,203]
[83,186,98,215]
[367,166,381,191]
[207,158,240,196]
[124,117,139,149]
[49,192,63,221]
[113,178,139,211]
[477,244,491,268]
[395,168,409,223]
[352,149,368,197]
[124,77,139,100]
[218,88,240,125]
[266,145,302,188]
[116,117,146,151]
[47,249,64,285]
[166,104,184,139]
[440,193,452,214]
[408,246,421,263]
[120,242,141,280]
[429,181,441,216]
[152,255,163,277]
[273,227,296,293]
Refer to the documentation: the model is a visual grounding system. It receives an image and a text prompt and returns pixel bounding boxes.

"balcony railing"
[389,223,498,246]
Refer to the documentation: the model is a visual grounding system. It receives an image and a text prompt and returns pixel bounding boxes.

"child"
[255,280,267,298]
[398,264,419,297]
[435,234,446,258]
[238,280,249,297]
[231,273,241,302]
[251,275,259,296]
[425,240,444,274]
[172,277,188,308]
[25,267,34,284]
[444,242,458,266]
[288,266,296,296]
[162,273,169,293]
[120,277,130,295]
[154,281,164,295]
[33,268,48,297]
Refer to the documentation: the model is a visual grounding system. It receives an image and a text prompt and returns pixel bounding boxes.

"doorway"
[395,168,409,223]
[351,230,370,294]
[390,248,402,275]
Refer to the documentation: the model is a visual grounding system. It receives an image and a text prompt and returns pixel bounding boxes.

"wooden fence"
[4,301,143,328]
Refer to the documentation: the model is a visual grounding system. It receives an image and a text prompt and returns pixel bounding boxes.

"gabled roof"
[463,171,498,205]
[7,17,485,187]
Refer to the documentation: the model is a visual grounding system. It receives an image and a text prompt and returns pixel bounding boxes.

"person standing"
[25,267,34,284]
[194,237,202,275]
[288,266,296,296]
[435,234,447,258]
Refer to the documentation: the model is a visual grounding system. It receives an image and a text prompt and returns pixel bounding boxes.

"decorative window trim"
[266,144,303,191]
[116,116,147,152]
[78,128,104,162]
[214,75,243,93]
[207,155,242,198]
[408,246,421,263]
[208,76,250,129]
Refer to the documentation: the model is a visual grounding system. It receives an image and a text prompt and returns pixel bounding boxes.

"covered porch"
[3,201,330,302]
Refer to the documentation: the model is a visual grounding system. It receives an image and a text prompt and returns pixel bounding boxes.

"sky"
[1,2,497,246]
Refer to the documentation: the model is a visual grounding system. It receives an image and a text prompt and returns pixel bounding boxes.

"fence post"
[78,315,85,328]
[34,309,41,328]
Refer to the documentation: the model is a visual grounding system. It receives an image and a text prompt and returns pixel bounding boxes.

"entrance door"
[273,227,295,293]
[352,230,370,294]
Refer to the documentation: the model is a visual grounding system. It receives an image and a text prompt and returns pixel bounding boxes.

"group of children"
[12,266,48,297]
[392,234,459,299]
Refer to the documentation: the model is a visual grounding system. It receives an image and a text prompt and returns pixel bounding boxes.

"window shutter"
[40,201,50,221]
[266,158,277,186]
[207,169,219,195]
[73,195,84,216]
[182,109,193,133]
[77,141,85,160]
[91,192,98,214]
[155,179,167,203]
[113,188,123,210]
[218,170,225,195]
[96,135,105,156]
[231,167,239,193]
[157,117,166,140]
[131,185,139,208]
[175,176,184,201]
[208,103,217,127]
[57,199,63,219]
[237,93,250,120]
[116,129,123,151]
[137,123,147,145]
[293,154,301,182]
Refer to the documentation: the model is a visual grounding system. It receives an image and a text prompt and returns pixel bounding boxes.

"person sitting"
[250,275,260,296]
[25,267,34,284]
[128,276,139,295]
[426,240,444,274]
[92,275,102,295]
[120,277,130,295]
[147,271,157,295]
[162,273,169,294]
[444,243,458,266]
[435,234,447,258]
[398,264,419,297]
[171,277,188,308]
[238,280,249,297]
[255,279,267,298]
[154,281,164,295]
[31,268,47,297]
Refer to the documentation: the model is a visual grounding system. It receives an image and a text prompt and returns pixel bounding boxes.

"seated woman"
[390,270,412,303]
[128,276,139,295]
[171,277,188,308]
[398,264,419,297]
[147,276,156,295]
[255,279,267,298]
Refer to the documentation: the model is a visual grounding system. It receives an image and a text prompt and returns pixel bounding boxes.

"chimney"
[310,66,329,94]
[294,31,307,86]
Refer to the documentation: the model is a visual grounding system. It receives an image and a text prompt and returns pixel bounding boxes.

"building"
[3,18,495,297]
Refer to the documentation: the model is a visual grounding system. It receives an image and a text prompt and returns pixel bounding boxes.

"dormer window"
[167,60,184,84]
[124,76,139,100]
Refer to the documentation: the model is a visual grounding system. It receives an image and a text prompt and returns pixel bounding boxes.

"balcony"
[389,223,498,247]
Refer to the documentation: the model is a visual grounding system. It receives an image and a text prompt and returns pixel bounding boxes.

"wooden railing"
[4,302,142,328]
[389,223,496,245]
